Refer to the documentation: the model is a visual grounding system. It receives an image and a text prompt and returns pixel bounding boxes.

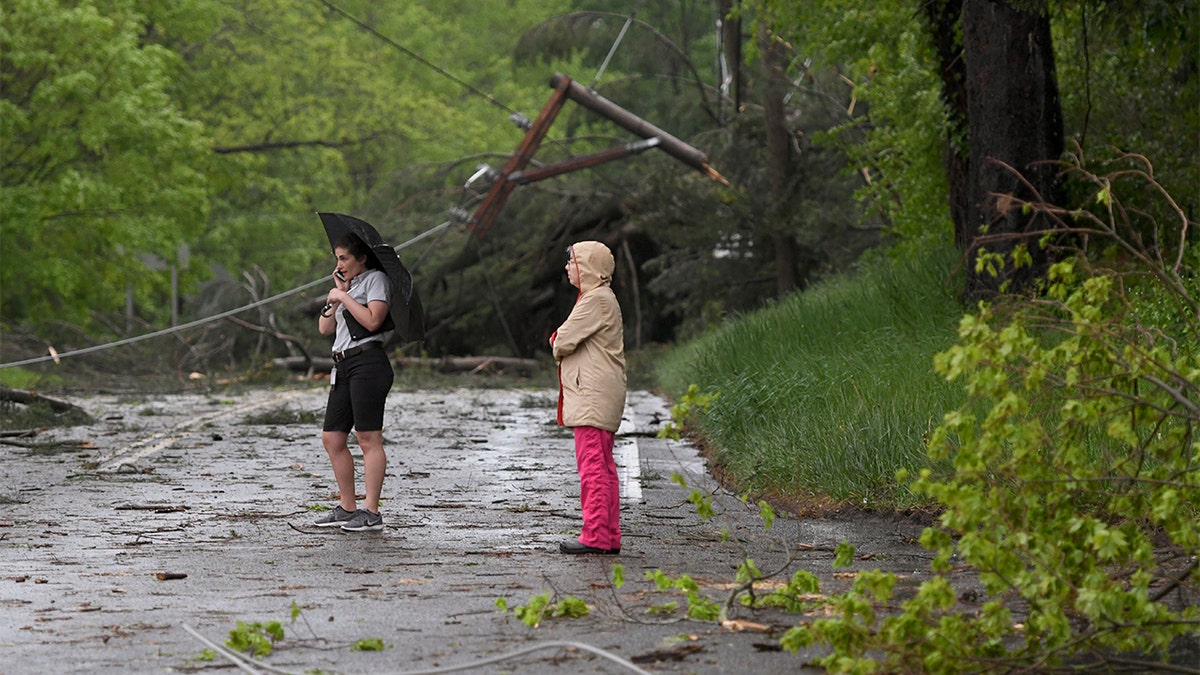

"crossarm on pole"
[468,72,727,238]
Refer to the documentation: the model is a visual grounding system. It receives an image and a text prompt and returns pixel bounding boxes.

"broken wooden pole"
[548,72,728,185]
[468,71,729,237]
[510,138,660,185]
[469,76,572,236]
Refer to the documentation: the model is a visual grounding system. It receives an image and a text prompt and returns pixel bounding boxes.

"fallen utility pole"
[467,72,728,237]
[547,73,725,182]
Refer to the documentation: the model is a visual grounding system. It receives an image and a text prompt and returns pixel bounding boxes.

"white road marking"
[615,437,642,502]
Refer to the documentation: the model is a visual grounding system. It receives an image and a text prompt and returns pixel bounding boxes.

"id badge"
[330,366,337,387]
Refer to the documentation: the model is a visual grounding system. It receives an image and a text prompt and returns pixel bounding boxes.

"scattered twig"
[225,316,314,374]
[720,548,799,621]
[115,504,189,513]
[630,643,704,663]
[1149,558,1199,603]
[605,580,690,626]
[0,429,39,439]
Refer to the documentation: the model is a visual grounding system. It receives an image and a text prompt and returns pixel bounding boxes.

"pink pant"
[574,426,621,551]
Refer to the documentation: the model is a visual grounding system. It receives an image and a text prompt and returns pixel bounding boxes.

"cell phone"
[322,271,346,317]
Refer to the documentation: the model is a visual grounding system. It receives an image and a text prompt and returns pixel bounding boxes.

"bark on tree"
[759,22,800,295]
[962,0,1064,299]
[923,0,971,248]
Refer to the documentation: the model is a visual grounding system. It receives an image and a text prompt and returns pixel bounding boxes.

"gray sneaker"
[313,505,355,528]
[340,509,383,532]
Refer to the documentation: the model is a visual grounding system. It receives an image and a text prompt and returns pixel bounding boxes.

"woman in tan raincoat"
[551,241,626,554]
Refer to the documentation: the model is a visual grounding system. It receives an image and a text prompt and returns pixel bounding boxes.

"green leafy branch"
[672,472,717,520]
[226,620,284,658]
[224,601,387,659]
[658,384,719,441]
[646,569,723,621]
[779,156,1200,672]
[662,472,838,624]
[496,591,590,628]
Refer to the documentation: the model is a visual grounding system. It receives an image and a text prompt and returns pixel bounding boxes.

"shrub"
[783,153,1199,671]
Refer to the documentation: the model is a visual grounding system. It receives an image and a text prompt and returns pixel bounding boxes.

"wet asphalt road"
[0,385,937,674]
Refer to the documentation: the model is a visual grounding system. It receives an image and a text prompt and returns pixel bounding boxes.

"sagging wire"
[183,624,654,675]
[439,163,527,356]
[0,156,510,372]
[471,235,521,357]
[316,0,516,116]
[410,161,498,272]
[317,0,645,199]
[0,278,326,371]
[4,5,675,371]
[590,1,644,90]
[405,219,454,273]
[0,218,455,370]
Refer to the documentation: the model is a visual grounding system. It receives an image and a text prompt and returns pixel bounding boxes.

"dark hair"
[334,233,377,268]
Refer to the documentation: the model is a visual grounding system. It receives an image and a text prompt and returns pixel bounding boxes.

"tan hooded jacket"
[552,241,627,431]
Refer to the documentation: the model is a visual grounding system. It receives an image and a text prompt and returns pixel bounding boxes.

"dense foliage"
[2,0,575,345]
[4,0,1194,366]
[1,0,210,327]
[1,0,886,364]
[778,154,1198,673]
[3,1,1196,668]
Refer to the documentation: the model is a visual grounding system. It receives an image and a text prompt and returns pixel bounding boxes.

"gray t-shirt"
[331,269,392,352]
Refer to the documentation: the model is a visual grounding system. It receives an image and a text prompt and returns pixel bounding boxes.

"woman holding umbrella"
[312,232,395,532]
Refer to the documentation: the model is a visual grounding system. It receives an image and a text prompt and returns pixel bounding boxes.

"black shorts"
[322,348,394,432]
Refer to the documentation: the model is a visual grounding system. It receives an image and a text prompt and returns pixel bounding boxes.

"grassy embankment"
[654,243,968,512]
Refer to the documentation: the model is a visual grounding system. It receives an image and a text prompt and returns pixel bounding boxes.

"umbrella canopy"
[318,212,424,343]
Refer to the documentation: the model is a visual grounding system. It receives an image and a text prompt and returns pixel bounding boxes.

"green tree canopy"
[3,0,1194,362]
[1,0,210,327]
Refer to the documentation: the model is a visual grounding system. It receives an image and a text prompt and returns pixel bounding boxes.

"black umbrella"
[317,212,424,343]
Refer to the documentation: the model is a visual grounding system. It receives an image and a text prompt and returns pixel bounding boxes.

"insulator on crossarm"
[465,164,498,187]
[448,207,474,224]
[625,137,661,153]
[509,112,532,131]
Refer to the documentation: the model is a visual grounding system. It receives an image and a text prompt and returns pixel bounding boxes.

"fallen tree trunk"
[396,356,543,376]
[271,355,544,376]
[0,387,86,415]
[273,357,335,373]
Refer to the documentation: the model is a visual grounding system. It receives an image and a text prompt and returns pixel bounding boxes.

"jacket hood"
[570,241,615,293]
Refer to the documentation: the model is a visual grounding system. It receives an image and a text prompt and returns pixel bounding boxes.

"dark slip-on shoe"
[559,540,620,555]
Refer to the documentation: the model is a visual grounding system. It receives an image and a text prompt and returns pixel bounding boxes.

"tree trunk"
[962,0,1064,299]
[759,21,799,295]
[923,0,970,247]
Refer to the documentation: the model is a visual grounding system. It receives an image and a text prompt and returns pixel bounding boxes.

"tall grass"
[656,243,966,509]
